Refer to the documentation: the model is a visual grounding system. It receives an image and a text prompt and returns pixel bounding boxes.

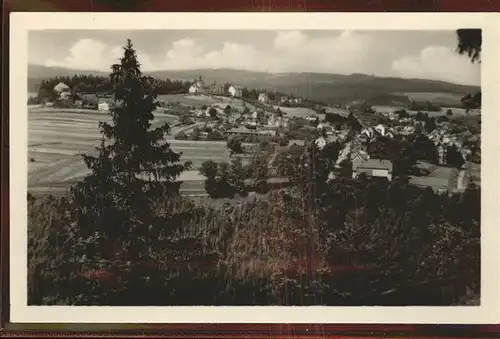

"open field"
[397,92,465,106]
[28,108,245,196]
[273,105,320,118]
[158,94,221,107]
[158,94,257,112]
[372,105,481,118]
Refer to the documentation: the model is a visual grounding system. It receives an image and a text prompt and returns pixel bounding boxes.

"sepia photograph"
[9,13,499,324]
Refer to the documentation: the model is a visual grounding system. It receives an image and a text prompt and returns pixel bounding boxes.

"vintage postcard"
[9,12,500,323]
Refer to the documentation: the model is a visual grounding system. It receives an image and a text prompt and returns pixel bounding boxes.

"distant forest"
[31,74,191,97]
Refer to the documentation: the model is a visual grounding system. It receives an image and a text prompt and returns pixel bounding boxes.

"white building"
[374,124,387,136]
[98,101,110,111]
[315,137,328,150]
[352,159,393,181]
[228,85,243,98]
[258,93,268,103]
[59,91,72,101]
[189,76,206,95]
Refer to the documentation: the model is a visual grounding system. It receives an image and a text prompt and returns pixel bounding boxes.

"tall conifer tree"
[70,39,191,264]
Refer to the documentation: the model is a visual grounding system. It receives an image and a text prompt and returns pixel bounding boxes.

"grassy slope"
[28,107,226,195]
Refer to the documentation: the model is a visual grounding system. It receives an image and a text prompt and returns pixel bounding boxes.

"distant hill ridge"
[28,64,480,105]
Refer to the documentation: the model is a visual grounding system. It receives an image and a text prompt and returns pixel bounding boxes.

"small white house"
[98,101,110,111]
[361,127,374,139]
[315,137,328,150]
[374,124,387,136]
[258,93,268,103]
[228,85,243,98]
[59,91,72,101]
[189,76,206,95]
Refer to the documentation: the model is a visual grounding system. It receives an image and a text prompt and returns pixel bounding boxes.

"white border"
[10,12,500,324]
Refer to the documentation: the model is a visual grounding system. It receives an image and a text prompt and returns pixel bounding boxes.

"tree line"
[34,74,191,100]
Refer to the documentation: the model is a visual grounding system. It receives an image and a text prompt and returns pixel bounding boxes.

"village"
[32,73,481,197]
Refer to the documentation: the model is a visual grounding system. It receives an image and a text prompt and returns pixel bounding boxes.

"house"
[315,137,328,150]
[251,111,259,120]
[374,124,387,136]
[53,82,70,94]
[352,159,393,181]
[209,82,225,96]
[437,145,448,165]
[293,97,303,105]
[317,124,334,136]
[267,115,278,127]
[189,76,207,95]
[361,127,374,139]
[228,85,243,98]
[258,92,268,103]
[226,126,265,137]
[280,96,289,104]
[305,115,318,122]
[59,91,72,101]
[98,101,110,111]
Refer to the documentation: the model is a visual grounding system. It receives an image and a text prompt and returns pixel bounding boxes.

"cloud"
[158,30,376,74]
[391,46,480,86]
[44,33,480,86]
[45,38,155,71]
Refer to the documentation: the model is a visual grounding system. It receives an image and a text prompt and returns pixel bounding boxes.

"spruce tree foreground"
[66,39,193,304]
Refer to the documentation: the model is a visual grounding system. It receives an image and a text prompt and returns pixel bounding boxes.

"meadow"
[399,92,465,107]
[158,94,256,112]
[28,107,240,196]
[372,104,480,118]
[273,105,319,118]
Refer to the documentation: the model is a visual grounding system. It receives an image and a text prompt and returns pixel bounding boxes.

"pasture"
[158,94,257,113]
[398,92,465,107]
[273,106,320,118]
[27,108,240,196]
[158,94,220,107]
[372,105,480,118]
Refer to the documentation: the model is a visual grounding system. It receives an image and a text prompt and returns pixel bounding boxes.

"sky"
[28,30,480,86]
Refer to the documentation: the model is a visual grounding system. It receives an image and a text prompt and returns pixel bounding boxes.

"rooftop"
[353,159,393,172]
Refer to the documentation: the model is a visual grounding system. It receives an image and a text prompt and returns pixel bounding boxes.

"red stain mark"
[80,269,120,288]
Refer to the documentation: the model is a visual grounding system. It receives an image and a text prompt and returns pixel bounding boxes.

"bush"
[28,178,480,305]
